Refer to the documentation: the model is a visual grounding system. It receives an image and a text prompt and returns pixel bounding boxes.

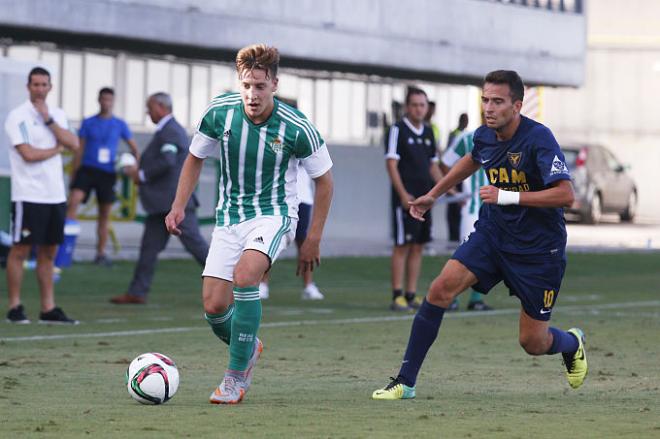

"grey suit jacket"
[138,117,197,214]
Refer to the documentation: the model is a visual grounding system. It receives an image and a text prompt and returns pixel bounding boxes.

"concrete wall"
[0,0,586,86]
[543,0,660,220]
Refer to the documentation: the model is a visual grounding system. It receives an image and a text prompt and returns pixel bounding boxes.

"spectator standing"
[67,87,140,266]
[4,67,80,324]
[385,87,442,311]
[110,92,208,304]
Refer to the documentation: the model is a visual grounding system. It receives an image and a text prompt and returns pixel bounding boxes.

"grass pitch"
[1,253,659,438]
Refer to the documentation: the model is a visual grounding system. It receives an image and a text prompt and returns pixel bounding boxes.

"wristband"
[45,117,54,126]
[497,189,520,205]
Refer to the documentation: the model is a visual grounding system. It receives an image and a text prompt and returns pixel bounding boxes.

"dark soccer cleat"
[6,304,30,324]
[467,301,493,311]
[390,296,412,312]
[39,307,79,325]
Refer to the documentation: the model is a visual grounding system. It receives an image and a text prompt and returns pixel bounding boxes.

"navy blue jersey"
[471,116,571,255]
[385,117,437,201]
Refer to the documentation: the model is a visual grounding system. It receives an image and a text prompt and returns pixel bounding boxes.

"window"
[190,64,209,127]
[210,64,234,96]
[124,59,145,125]
[40,50,61,108]
[61,52,83,121]
[83,53,115,116]
[170,63,190,127]
[314,79,330,137]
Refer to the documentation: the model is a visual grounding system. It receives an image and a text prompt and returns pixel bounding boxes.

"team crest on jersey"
[407,137,414,145]
[425,138,431,146]
[270,136,284,153]
[507,152,522,168]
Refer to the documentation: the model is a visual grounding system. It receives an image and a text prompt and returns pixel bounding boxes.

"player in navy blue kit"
[372,70,588,400]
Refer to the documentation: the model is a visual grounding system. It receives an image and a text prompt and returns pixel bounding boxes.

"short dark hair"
[99,87,115,97]
[28,67,50,84]
[405,86,428,105]
[484,70,524,103]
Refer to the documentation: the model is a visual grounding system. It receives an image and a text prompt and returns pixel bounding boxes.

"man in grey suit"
[110,92,209,304]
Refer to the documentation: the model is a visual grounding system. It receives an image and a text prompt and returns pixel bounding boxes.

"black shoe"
[6,304,30,324]
[39,307,79,325]
[94,254,113,267]
[467,301,493,311]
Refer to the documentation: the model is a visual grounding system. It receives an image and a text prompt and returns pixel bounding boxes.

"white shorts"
[202,215,297,281]
[460,208,479,242]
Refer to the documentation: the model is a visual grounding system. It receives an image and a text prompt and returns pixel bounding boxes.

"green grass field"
[1,253,659,438]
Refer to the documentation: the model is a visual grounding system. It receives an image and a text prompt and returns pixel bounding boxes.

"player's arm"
[298,170,334,275]
[409,154,480,220]
[165,153,204,236]
[34,103,79,151]
[126,138,140,161]
[480,179,575,208]
[71,137,85,173]
[15,143,64,162]
[385,159,413,210]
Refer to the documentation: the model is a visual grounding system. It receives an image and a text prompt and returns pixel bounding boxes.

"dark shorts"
[452,229,566,321]
[70,166,117,204]
[11,201,66,245]
[391,204,432,246]
[295,203,312,243]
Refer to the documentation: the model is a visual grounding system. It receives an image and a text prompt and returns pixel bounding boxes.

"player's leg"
[508,253,587,388]
[373,229,500,400]
[297,203,323,300]
[66,188,86,220]
[202,276,234,345]
[93,170,117,265]
[6,242,30,322]
[96,202,113,264]
[404,209,432,309]
[111,214,170,304]
[391,244,411,310]
[390,205,411,311]
[35,244,57,312]
[373,259,478,400]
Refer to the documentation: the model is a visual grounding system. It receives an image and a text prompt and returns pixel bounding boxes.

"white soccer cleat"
[301,283,324,300]
[258,282,269,300]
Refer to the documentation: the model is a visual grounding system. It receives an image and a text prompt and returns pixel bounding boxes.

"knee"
[519,333,549,356]
[232,267,258,289]
[427,277,458,308]
[204,301,230,315]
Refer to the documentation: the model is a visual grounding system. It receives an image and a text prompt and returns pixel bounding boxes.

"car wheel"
[620,190,637,222]
[584,192,602,224]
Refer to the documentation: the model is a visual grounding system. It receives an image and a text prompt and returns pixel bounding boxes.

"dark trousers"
[447,202,462,242]
[127,210,209,297]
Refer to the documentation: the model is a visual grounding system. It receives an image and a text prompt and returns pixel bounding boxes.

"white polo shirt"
[4,100,69,203]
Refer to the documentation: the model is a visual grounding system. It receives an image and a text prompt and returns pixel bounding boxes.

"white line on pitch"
[2,299,659,343]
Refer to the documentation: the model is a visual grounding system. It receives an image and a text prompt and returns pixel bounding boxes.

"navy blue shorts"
[295,203,312,243]
[452,229,566,321]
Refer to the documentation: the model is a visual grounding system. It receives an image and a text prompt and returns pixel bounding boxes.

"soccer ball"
[125,353,179,405]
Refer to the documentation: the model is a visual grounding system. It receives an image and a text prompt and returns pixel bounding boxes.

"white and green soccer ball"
[125,353,179,405]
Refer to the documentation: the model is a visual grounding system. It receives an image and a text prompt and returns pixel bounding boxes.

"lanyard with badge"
[97,117,113,165]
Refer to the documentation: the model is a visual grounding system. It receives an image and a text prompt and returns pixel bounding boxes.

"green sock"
[229,286,262,371]
[469,290,482,303]
[205,305,234,345]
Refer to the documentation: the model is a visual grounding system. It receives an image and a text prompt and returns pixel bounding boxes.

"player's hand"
[165,207,185,236]
[479,185,499,204]
[409,195,435,221]
[297,237,320,276]
[399,193,414,211]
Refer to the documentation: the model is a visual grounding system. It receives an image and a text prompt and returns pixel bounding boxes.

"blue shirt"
[79,115,132,173]
[471,116,571,255]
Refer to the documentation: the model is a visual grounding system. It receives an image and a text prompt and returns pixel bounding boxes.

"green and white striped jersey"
[189,93,332,226]
[441,131,487,215]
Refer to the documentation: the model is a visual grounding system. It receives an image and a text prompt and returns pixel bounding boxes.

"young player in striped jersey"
[441,130,493,311]
[165,44,334,404]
